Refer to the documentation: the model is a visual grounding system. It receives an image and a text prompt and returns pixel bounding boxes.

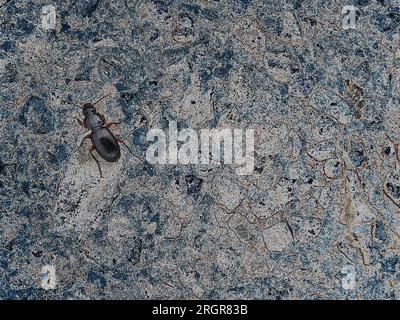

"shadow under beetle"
[75,94,135,177]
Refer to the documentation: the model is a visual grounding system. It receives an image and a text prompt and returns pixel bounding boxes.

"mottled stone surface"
[1,0,400,299]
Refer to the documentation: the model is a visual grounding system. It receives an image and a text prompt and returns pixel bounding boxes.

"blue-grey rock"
[1,0,400,300]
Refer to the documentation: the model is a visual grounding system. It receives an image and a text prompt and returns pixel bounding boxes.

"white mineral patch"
[213,176,245,211]
[262,223,293,252]
[107,216,134,242]
[40,265,57,290]
[307,141,336,161]
[52,150,123,234]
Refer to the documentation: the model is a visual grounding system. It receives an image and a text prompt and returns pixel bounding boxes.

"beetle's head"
[82,103,96,116]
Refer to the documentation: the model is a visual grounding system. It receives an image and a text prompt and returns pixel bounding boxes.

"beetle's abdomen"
[91,128,121,162]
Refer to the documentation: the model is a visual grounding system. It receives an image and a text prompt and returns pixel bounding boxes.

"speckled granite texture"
[1,0,400,299]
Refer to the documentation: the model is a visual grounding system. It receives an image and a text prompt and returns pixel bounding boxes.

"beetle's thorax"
[84,110,103,130]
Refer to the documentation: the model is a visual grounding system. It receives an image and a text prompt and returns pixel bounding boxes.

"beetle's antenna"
[70,102,83,109]
[93,93,111,106]
[61,81,84,109]
[116,138,146,164]
[60,99,82,109]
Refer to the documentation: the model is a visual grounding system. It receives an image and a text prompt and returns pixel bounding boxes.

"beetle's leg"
[116,138,132,152]
[100,113,107,125]
[73,131,92,154]
[74,117,86,128]
[116,138,144,163]
[104,121,121,129]
[89,146,103,178]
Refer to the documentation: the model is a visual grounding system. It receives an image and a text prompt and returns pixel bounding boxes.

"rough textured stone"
[1,0,400,300]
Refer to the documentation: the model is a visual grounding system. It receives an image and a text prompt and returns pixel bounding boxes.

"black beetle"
[75,94,135,177]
